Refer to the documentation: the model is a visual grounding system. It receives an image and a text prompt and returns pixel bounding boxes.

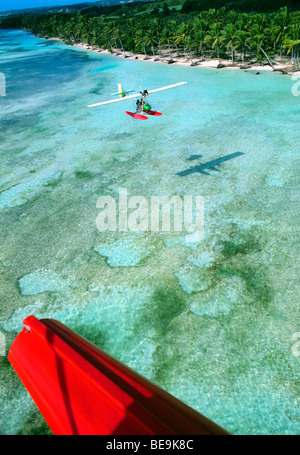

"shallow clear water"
[0,29,299,435]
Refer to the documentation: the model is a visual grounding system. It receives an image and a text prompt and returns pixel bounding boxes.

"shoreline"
[43,36,300,76]
[68,40,300,76]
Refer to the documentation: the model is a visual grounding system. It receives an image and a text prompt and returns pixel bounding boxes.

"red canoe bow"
[8,316,229,435]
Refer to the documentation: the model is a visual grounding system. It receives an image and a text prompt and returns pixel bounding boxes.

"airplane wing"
[87,82,187,108]
[147,81,187,95]
[88,93,140,107]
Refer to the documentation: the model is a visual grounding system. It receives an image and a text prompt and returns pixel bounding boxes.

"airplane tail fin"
[118,83,124,98]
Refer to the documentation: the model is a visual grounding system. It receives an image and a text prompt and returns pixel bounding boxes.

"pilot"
[136,99,143,112]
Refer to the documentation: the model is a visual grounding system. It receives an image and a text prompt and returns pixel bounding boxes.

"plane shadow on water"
[176,152,245,176]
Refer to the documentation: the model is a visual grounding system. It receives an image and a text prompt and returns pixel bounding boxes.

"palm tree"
[6,3,300,72]
[63,21,75,43]
[283,22,300,67]
[269,7,289,54]
[268,24,282,54]
[175,22,194,62]
[284,37,300,66]
[76,15,90,43]
[134,27,149,58]
[247,24,267,62]
[234,30,249,65]
[101,24,115,51]
[192,17,209,59]
[204,23,222,62]
[122,18,136,53]
[144,27,159,57]
[149,17,163,55]
[111,23,126,54]
[254,13,268,34]
[225,10,239,26]
[220,23,237,64]
[235,13,250,33]
[160,24,176,59]
[273,6,290,30]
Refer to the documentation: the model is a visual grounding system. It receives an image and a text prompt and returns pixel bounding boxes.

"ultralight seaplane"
[87,81,187,120]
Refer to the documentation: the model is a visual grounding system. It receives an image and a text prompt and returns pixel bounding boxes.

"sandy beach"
[44,37,300,75]
[68,41,300,76]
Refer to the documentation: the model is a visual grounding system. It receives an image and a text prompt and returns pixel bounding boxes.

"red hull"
[8,316,229,435]
[125,111,148,120]
[138,108,162,116]
[143,110,162,116]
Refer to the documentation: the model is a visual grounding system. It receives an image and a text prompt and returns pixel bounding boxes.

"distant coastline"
[48,38,300,77]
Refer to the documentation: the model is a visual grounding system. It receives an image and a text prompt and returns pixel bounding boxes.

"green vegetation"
[181,0,300,14]
[1,1,300,69]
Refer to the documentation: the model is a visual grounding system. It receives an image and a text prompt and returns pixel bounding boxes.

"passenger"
[136,99,143,113]
[136,90,149,113]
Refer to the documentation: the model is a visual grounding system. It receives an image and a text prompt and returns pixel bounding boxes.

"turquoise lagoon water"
[0,29,299,435]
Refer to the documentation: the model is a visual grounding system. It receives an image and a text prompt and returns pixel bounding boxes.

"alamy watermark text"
[291,332,300,357]
[96,188,204,242]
